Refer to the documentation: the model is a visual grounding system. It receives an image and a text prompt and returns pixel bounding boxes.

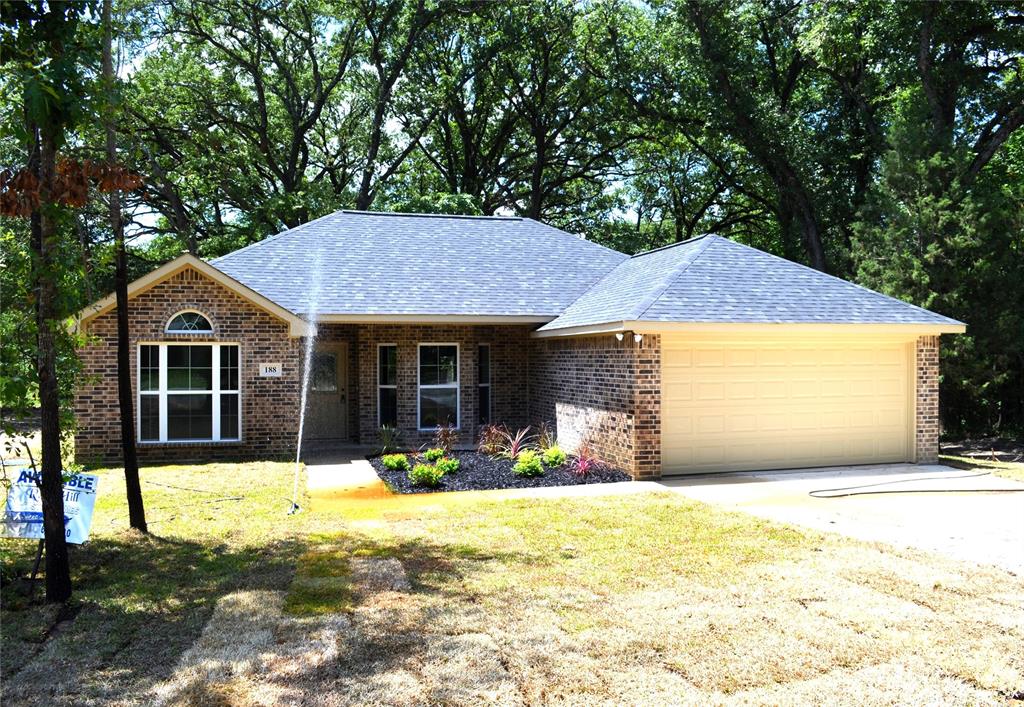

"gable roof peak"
[630,233,717,259]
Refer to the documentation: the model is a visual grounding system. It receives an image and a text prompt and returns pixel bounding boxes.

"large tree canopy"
[2,0,1023,438]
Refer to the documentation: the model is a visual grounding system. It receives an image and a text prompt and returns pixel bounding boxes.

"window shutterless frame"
[478,343,491,425]
[377,343,397,428]
[417,342,459,431]
[137,342,242,443]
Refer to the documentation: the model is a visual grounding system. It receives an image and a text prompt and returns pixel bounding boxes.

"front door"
[303,342,349,441]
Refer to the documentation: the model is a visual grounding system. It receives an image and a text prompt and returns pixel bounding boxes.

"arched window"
[166,311,213,334]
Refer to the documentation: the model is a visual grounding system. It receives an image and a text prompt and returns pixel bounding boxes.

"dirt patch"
[369,450,631,494]
[350,557,410,593]
[942,437,1024,463]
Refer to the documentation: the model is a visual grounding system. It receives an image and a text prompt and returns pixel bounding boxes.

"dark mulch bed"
[368,450,632,494]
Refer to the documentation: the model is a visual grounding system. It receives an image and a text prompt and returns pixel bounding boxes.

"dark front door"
[303,342,349,441]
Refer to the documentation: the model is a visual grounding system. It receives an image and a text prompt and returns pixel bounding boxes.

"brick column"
[633,334,662,479]
[915,335,940,463]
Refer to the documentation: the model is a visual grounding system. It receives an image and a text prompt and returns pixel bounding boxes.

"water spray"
[289,250,324,514]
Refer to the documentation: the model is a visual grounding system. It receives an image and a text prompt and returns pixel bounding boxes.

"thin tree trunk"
[32,120,72,603]
[104,0,147,532]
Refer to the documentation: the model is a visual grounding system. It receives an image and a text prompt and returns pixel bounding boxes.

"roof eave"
[313,314,553,324]
[533,320,967,338]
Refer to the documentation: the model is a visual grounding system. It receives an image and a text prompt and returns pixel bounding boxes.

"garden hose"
[808,470,1024,498]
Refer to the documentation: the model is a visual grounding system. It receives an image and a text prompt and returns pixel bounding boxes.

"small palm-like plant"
[477,424,505,456]
[536,421,557,451]
[378,425,402,454]
[497,426,534,460]
[433,423,458,454]
[569,441,601,477]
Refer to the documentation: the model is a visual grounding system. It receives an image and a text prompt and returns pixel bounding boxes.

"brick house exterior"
[529,334,661,479]
[74,212,963,478]
[75,267,302,465]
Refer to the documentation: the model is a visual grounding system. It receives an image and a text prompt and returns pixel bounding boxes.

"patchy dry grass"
[941,453,1024,482]
[0,460,335,706]
[3,462,1024,706]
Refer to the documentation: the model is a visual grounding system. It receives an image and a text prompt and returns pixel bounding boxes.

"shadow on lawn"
[1,531,305,705]
[1,522,538,705]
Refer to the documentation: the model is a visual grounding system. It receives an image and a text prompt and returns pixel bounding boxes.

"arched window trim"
[165,310,214,334]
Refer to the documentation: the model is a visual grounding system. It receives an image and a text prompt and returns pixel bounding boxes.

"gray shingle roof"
[539,234,964,331]
[211,210,627,317]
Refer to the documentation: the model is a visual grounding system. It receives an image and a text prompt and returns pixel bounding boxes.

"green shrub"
[423,447,444,462]
[512,449,544,477]
[541,445,567,467]
[409,463,444,487]
[381,453,410,471]
[436,457,460,474]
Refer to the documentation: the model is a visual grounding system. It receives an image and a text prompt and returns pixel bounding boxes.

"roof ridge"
[716,237,964,325]
[340,209,522,221]
[631,235,719,320]
[630,233,713,258]
[211,210,342,265]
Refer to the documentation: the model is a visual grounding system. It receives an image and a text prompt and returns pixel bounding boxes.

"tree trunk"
[33,122,72,604]
[104,0,147,532]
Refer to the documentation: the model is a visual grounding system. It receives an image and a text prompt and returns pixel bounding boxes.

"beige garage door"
[661,334,913,475]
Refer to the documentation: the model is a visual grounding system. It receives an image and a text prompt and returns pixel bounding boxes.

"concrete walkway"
[659,464,1024,574]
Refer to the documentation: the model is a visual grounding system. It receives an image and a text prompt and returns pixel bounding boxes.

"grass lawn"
[2,461,1023,705]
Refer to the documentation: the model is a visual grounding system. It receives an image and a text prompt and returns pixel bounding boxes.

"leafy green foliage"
[541,446,567,468]
[409,463,445,487]
[435,457,460,474]
[381,454,410,472]
[423,448,444,463]
[512,450,544,477]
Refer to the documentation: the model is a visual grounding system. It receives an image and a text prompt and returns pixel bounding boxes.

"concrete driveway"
[660,464,1024,575]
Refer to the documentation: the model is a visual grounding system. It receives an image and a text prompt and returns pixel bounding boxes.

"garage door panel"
[662,336,911,474]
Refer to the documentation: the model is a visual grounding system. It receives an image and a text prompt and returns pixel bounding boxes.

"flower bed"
[368,450,631,494]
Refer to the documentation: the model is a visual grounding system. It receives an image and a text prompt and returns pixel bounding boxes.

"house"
[73,210,965,478]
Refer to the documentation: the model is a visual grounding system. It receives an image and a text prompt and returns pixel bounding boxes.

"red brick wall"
[354,324,531,448]
[74,267,301,465]
[915,335,940,463]
[529,334,662,479]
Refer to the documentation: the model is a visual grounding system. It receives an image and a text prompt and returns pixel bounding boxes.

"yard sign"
[2,462,99,544]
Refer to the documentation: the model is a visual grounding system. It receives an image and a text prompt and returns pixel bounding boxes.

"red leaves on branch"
[0,159,143,217]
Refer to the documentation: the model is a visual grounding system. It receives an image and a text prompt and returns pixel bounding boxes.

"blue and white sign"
[2,464,99,544]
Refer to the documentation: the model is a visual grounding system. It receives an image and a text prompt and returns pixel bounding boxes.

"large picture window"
[138,343,241,442]
[418,344,458,429]
[378,344,397,428]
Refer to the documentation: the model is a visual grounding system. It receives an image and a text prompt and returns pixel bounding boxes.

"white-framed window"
[417,343,459,430]
[378,343,397,428]
[478,344,491,425]
[138,342,241,443]
[165,310,213,334]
